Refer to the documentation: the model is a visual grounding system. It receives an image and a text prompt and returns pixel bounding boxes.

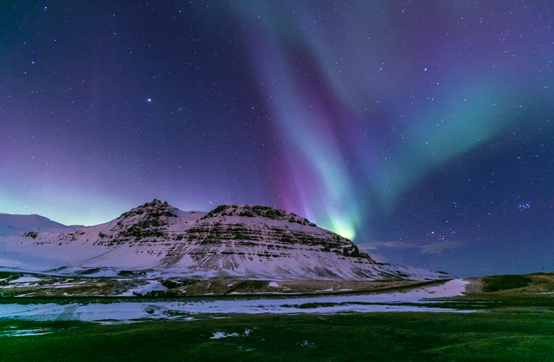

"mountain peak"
[118,199,177,220]
[105,199,182,239]
[200,204,317,227]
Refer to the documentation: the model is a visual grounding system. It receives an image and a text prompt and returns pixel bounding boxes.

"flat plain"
[1,272,553,361]
[2,308,554,361]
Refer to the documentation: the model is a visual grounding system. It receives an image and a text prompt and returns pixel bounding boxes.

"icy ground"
[0,279,473,323]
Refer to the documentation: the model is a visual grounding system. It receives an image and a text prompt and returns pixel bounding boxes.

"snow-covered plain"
[0,280,473,323]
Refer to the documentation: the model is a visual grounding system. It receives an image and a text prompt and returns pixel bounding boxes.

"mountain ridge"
[0,199,453,281]
[0,213,69,237]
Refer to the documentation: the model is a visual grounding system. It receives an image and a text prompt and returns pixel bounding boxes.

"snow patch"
[211,329,253,339]
[0,328,54,338]
[9,276,42,283]
[297,340,317,348]
[118,281,168,296]
[418,278,469,298]
[211,331,240,339]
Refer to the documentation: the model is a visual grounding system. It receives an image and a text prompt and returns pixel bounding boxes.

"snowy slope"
[0,200,453,281]
[0,213,69,237]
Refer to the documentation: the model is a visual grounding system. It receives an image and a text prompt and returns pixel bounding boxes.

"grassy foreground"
[1,311,554,361]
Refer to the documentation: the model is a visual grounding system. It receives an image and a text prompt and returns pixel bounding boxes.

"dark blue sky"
[1,1,553,277]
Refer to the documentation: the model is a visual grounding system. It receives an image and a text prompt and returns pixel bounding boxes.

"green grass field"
[2,310,554,361]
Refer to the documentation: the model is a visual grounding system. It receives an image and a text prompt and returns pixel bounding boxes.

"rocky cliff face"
[166,204,364,260]
[154,203,378,279]
[94,199,203,244]
[3,200,453,281]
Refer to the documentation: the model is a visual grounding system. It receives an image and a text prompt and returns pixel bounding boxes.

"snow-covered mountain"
[0,213,69,237]
[0,200,453,281]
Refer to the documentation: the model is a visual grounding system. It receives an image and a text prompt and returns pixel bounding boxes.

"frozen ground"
[0,279,473,323]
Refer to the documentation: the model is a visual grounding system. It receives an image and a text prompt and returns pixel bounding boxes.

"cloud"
[366,253,387,263]
[357,241,416,252]
[420,240,465,254]
[358,240,466,255]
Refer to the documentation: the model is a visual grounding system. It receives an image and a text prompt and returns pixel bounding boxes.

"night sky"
[1,1,553,277]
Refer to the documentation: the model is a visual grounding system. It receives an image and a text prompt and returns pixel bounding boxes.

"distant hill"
[0,213,68,237]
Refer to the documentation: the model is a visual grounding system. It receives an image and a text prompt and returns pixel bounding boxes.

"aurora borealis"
[1,1,553,276]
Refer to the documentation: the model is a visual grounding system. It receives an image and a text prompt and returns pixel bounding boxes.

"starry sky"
[1,1,553,277]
